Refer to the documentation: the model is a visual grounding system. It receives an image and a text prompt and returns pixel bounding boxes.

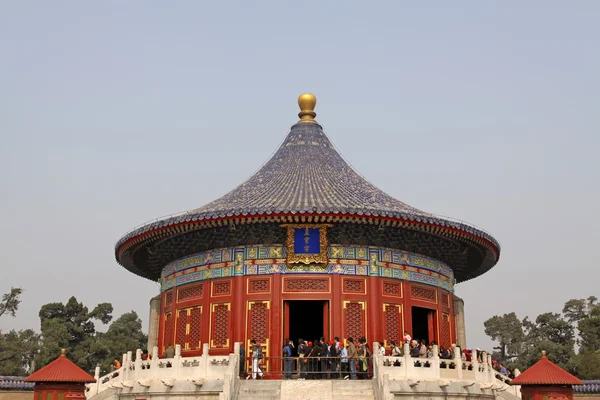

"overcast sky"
[1,1,599,350]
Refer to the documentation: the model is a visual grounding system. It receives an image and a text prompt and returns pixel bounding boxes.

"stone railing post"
[453,345,462,379]
[203,343,210,374]
[151,346,159,373]
[471,349,478,372]
[121,353,127,382]
[233,342,241,377]
[403,342,412,378]
[134,349,142,380]
[487,354,493,383]
[126,351,133,381]
[431,344,440,378]
[94,365,100,395]
[174,344,182,377]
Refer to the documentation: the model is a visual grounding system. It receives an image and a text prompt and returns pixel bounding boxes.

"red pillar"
[331,274,343,339]
[368,276,381,343]
[232,276,245,346]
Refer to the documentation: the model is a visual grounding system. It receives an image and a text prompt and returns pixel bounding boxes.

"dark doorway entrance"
[286,300,327,354]
[412,306,436,344]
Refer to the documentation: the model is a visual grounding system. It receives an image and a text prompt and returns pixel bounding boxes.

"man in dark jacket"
[297,339,308,380]
[330,337,340,379]
[309,340,321,379]
[283,338,294,379]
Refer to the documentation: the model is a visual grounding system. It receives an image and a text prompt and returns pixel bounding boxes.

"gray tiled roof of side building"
[0,376,34,391]
[574,380,600,393]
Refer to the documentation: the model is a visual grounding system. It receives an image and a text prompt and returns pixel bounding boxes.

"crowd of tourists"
[242,336,374,380]
[240,331,468,380]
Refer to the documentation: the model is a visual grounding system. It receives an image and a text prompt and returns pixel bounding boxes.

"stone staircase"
[237,379,281,400]
[331,380,375,399]
[236,379,374,400]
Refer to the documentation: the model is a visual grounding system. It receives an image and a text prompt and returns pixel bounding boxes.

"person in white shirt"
[378,341,386,356]
[340,345,349,380]
[403,331,411,344]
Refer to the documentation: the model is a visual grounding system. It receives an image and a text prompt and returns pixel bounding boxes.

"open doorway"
[286,300,327,354]
[412,306,436,345]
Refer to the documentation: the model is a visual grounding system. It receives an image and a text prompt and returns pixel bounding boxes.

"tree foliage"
[483,312,524,363]
[0,329,41,375]
[0,287,23,319]
[484,296,600,379]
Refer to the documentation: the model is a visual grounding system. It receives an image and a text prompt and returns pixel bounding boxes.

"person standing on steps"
[347,337,358,380]
[283,338,294,379]
[247,339,264,380]
[163,343,175,359]
[297,339,308,380]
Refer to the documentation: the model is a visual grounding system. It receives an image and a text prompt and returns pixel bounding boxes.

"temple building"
[115,94,500,365]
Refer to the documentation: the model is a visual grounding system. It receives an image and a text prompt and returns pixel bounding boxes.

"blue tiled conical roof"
[115,95,500,281]
[191,122,430,219]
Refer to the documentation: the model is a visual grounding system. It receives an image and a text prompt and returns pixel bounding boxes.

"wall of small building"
[575,395,600,400]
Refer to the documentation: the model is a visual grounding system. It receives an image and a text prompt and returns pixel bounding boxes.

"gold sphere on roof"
[298,93,317,122]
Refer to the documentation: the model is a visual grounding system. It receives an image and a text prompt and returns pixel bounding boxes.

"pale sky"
[1,1,599,351]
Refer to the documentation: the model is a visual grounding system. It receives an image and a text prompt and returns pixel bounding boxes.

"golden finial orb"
[541,350,547,357]
[61,348,67,357]
[298,93,317,122]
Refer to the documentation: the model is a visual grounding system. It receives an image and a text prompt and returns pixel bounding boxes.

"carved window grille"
[250,302,269,344]
[441,291,450,308]
[249,279,270,294]
[343,279,364,293]
[441,313,451,348]
[165,291,174,306]
[189,307,202,350]
[213,281,231,296]
[345,302,365,341]
[384,304,401,344]
[211,304,229,347]
[383,282,401,297]
[163,312,173,352]
[410,285,437,303]
[284,278,328,292]
[176,309,187,348]
[178,284,203,302]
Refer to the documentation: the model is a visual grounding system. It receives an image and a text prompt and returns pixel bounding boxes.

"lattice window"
[250,302,269,343]
[165,291,174,306]
[212,304,229,347]
[176,309,187,348]
[441,291,450,308]
[343,279,364,293]
[163,312,173,351]
[284,278,328,292]
[189,307,202,350]
[441,313,451,348]
[384,304,400,344]
[178,284,203,302]
[345,302,364,341]
[213,281,231,296]
[410,285,437,302]
[249,279,270,294]
[383,282,401,296]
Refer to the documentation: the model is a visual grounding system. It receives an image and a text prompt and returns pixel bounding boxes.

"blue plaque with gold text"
[294,228,320,254]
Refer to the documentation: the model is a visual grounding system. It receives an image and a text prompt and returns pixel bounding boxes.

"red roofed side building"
[511,351,583,400]
[24,349,95,400]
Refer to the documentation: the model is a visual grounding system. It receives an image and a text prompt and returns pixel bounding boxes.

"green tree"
[37,297,113,372]
[520,313,575,370]
[483,312,524,364]
[0,329,41,375]
[97,312,147,373]
[0,287,23,319]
